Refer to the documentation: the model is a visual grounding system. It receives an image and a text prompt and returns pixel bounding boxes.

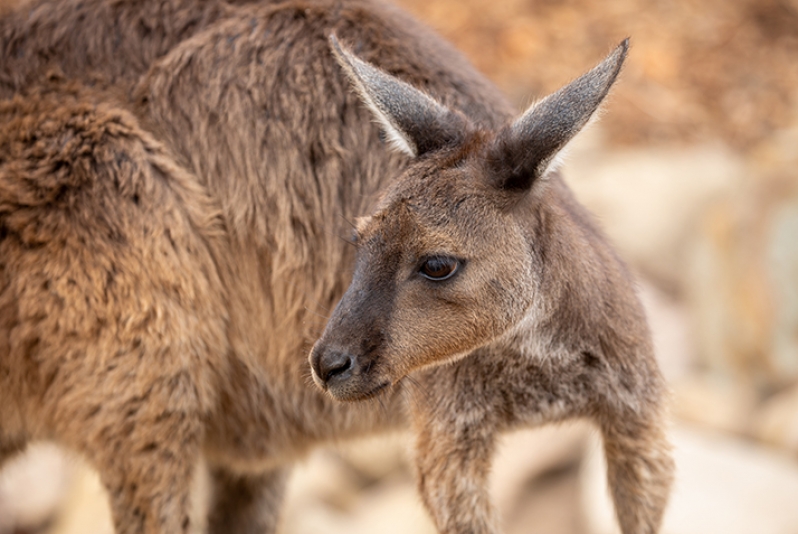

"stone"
[562,129,744,292]
[754,384,798,455]
[0,443,72,534]
[501,463,583,534]
[490,423,587,518]
[282,448,367,515]
[672,373,757,435]
[686,170,798,389]
[49,463,114,534]
[636,278,694,384]
[284,477,437,534]
[281,443,435,534]
[334,433,412,483]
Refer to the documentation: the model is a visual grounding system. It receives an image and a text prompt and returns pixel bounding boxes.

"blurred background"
[1,0,797,533]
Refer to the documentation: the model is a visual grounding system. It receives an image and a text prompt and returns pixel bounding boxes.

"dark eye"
[419,256,460,281]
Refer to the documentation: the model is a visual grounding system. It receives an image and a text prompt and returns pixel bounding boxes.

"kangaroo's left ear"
[487,39,629,192]
[330,35,469,158]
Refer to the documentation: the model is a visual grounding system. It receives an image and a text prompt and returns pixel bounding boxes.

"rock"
[562,129,743,292]
[282,448,368,515]
[490,423,587,518]
[334,433,412,483]
[502,463,583,534]
[686,170,798,389]
[672,373,757,435]
[0,443,72,534]
[581,424,798,534]
[283,477,437,534]
[281,443,436,534]
[49,463,114,534]
[636,278,694,384]
[766,200,798,383]
[754,384,798,455]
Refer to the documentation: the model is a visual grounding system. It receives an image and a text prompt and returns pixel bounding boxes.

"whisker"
[304,294,332,314]
[318,217,358,248]
[339,235,357,247]
[301,317,328,326]
[375,391,389,417]
[303,306,330,321]
[338,212,358,230]
[302,370,317,388]
[403,374,434,412]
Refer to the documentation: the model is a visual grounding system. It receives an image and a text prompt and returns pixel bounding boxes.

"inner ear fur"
[486,39,629,193]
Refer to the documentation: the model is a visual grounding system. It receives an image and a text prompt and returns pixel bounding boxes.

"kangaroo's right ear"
[329,35,468,158]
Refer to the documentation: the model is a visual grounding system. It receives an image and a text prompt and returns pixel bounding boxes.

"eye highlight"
[419,256,461,281]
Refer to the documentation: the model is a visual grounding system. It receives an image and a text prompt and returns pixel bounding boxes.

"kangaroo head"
[310,37,628,401]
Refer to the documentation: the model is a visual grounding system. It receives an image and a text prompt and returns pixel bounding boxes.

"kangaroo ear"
[487,39,629,192]
[330,35,468,158]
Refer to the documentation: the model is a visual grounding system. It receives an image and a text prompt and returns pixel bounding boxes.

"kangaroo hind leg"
[207,466,288,534]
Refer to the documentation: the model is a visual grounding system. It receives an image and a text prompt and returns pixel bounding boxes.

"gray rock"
[562,128,744,291]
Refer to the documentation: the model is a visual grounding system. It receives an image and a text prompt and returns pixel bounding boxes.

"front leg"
[410,365,502,534]
[414,421,499,534]
[599,405,674,534]
[207,467,288,534]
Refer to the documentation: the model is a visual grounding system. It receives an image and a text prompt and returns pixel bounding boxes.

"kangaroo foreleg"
[600,407,674,534]
[413,423,499,534]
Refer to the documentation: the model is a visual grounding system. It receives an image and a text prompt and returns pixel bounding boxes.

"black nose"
[312,348,355,385]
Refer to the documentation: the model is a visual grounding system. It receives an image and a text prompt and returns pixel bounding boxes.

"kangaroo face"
[310,36,628,401]
[311,153,536,400]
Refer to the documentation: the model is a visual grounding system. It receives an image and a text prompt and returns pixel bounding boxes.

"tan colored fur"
[0,1,673,533]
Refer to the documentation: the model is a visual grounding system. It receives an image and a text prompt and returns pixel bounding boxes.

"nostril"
[319,350,354,383]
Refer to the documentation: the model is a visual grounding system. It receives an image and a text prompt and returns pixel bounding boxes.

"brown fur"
[0,1,673,533]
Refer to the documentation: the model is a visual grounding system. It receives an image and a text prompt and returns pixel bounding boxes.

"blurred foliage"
[397,0,798,149]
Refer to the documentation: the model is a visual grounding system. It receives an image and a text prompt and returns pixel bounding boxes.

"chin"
[327,379,392,402]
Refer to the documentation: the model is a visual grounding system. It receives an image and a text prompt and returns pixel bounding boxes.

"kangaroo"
[0,1,673,533]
